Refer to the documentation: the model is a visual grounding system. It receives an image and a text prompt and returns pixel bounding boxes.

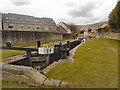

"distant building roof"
[2,13,56,25]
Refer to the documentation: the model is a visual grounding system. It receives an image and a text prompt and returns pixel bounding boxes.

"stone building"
[76,22,108,35]
[57,22,71,34]
[1,13,57,31]
[56,25,67,33]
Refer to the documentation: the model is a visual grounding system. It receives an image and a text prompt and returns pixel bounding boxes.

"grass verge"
[2,80,36,88]
[45,38,118,88]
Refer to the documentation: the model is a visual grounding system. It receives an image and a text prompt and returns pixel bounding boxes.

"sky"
[0,0,118,25]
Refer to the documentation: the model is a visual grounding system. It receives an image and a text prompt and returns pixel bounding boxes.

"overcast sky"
[0,0,118,25]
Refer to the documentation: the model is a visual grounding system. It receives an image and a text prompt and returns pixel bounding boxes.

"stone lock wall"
[1,30,72,45]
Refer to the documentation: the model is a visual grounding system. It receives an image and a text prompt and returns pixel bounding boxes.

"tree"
[68,24,77,34]
[115,1,120,29]
[108,1,120,31]
[108,9,116,29]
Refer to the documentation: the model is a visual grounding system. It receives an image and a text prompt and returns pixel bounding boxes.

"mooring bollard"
[6,41,12,47]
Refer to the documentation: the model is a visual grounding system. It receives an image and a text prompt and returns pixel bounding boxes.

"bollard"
[6,41,12,47]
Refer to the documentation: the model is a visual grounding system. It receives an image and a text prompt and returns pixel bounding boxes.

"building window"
[53,27,55,29]
[28,26,31,29]
[45,27,48,30]
[6,17,8,19]
[41,27,43,30]
[21,26,23,29]
[8,25,13,29]
[36,27,40,30]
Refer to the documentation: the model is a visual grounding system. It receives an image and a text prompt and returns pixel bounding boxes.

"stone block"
[1,64,47,86]
[2,71,38,86]
[43,78,60,86]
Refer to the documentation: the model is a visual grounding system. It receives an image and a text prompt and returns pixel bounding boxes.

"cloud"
[10,0,31,6]
[90,17,101,22]
[56,16,106,25]
[64,2,76,7]
[67,2,100,18]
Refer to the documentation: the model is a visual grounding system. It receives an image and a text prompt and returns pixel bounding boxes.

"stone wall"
[3,22,56,31]
[1,30,72,45]
[63,33,72,39]
[56,26,67,33]
[99,32,120,40]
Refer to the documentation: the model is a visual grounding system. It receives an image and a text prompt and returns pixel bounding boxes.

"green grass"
[2,80,62,88]
[2,80,36,88]
[45,38,118,88]
[2,39,73,62]
[26,39,73,48]
[12,39,63,47]
[1,50,26,62]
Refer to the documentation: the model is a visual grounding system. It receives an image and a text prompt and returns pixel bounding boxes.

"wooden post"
[26,50,32,67]
[37,41,41,48]
[67,41,70,56]
[45,54,49,67]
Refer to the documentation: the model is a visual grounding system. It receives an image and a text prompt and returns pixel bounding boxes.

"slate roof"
[2,13,56,25]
